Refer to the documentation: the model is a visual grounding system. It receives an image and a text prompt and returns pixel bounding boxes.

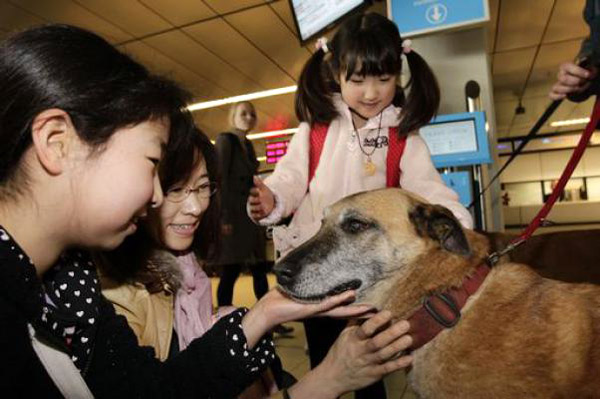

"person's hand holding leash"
[549,61,598,100]
[249,176,275,221]
[284,310,413,399]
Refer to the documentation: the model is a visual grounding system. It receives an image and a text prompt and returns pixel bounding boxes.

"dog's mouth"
[278,279,362,304]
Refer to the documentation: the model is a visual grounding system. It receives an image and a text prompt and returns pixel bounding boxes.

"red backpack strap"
[308,123,329,183]
[386,127,407,187]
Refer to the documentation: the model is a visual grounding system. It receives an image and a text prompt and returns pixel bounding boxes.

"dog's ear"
[409,204,471,256]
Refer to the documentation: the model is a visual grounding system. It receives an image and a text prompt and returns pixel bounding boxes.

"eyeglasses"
[165,181,218,203]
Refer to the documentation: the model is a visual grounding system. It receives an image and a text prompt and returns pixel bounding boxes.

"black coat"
[214,133,265,265]
[0,229,271,399]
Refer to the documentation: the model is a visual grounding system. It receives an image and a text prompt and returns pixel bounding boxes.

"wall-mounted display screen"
[289,0,367,43]
[419,111,491,168]
[420,119,478,156]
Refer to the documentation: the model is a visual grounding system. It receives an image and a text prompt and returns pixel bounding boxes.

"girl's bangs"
[342,36,401,79]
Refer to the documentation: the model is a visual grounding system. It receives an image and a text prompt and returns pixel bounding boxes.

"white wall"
[412,27,503,230]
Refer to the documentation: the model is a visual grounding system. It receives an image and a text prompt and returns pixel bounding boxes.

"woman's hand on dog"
[241,288,373,349]
[286,311,413,398]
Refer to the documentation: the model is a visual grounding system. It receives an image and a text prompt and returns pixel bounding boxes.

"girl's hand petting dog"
[286,311,413,399]
[248,176,275,221]
[242,288,374,349]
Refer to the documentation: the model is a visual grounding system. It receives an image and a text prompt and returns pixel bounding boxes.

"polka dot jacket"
[0,226,276,399]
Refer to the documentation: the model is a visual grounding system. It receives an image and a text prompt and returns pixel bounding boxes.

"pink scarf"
[172,253,278,398]
[173,253,213,350]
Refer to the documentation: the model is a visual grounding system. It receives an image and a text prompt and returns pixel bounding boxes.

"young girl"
[248,12,473,399]
[0,24,413,399]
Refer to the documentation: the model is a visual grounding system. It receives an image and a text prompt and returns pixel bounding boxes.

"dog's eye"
[342,218,372,234]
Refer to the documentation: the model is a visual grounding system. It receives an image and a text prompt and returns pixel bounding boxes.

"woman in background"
[215,102,293,335]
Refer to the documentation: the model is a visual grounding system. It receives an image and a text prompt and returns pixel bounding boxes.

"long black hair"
[295,13,440,135]
[0,24,190,199]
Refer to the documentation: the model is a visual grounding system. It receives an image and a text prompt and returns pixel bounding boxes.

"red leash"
[489,97,600,264]
[410,100,600,341]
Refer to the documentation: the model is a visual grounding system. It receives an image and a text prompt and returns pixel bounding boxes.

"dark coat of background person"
[214,132,265,266]
[485,229,600,284]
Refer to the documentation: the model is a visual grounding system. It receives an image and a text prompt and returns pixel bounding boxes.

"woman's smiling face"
[146,157,210,252]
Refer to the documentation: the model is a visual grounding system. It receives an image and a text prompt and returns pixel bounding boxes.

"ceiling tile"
[493,87,519,103]
[558,96,597,132]
[495,0,553,52]
[183,18,295,88]
[139,0,215,26]
[532,39,582,71]
[495,99,518,133]
[121,40,228,101]
[9,0,133,43]
[225,6,311,81]
[546,98,579,123]
[192,107,230,138]
[517,96,556,124]
[251,92,298,127]
[143,29,263,95]
[201,0,265,15]
[543,0,588,43]
[492,47,536,98]
[268,0,298,36]
[521,80,556,100]
[0,1,46,32]
[73,0,172,37]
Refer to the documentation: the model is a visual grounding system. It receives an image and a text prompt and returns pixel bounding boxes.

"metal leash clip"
[487,238,526,266]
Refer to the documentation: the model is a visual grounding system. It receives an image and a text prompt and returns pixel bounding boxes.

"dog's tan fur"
[275,188,600,399]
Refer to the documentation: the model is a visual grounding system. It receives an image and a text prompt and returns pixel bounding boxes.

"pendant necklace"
[351,112,382,176]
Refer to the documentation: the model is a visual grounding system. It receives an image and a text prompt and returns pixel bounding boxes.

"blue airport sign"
[390,0,489,37]
[441,171,472,208]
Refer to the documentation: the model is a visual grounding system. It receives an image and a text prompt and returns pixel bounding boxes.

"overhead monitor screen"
[289,0,367,43]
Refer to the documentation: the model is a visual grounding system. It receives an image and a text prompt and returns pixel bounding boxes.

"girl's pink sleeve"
[400,134,474,229]
[257,122,312,224]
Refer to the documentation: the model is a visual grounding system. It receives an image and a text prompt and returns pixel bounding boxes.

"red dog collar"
[407,264,490,350]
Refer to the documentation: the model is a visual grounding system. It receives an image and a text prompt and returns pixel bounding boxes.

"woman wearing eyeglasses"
[97,126,221,359]
[97,125,282,397]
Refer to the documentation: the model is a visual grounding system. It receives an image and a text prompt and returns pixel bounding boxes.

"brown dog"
[275,188,600,399]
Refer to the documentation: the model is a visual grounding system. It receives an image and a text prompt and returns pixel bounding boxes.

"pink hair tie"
[402,39,413,54]
[315,37,329,54]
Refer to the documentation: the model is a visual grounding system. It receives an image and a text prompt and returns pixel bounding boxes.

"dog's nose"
[274,264,295,286]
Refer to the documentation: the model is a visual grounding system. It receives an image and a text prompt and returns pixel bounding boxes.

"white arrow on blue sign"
[390,0,489,37]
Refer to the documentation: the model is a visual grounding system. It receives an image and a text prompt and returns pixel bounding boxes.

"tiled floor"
[211,273,418,399]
